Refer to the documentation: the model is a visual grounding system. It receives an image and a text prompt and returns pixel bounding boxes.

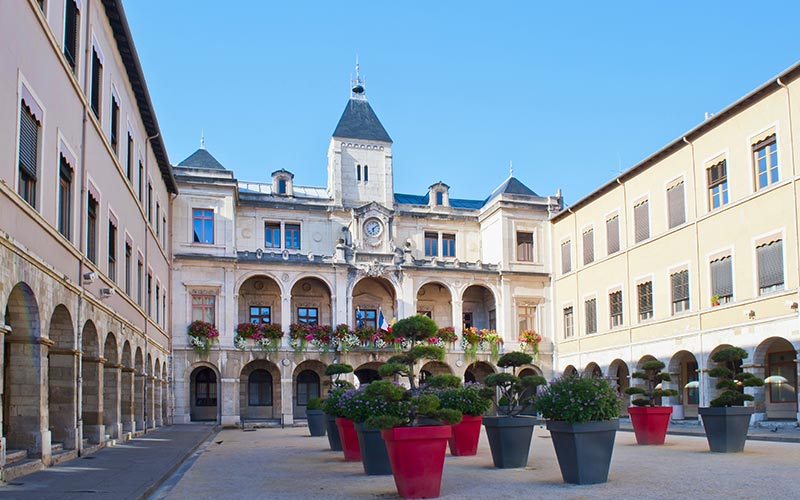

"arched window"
[296,370,320,406]
[419,370,432,384]
[363,165,369,182]
[355,368,380,385]
[465,370,476,383]
[195,368,217,407]
[248,369,272,406]
[356,164,361,181]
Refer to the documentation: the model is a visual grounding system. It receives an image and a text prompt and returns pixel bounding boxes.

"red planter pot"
[382,425,452,499]
[335,417,362,461]
[628,406,673,445]
[448,414,483,456]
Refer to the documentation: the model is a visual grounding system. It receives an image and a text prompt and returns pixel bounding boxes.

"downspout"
[616,177,633,375]
[76,0,94,455]
[143,133,159,432]
[168,191,175,425]
[776,78,800,313]
[567,207,578,371]
[683,135,704,409]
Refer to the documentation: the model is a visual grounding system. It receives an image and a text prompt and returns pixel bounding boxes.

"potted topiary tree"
[624,359,678,445]
[423,374,493,456]
[698,346,764,453]
[321,363,353,452]
[536,375,621,484]
[378,315,446,391]
[306,397,326,437]
[482,351,546,468]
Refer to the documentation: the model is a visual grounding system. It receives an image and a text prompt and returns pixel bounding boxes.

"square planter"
[482,415,536,468]
[382,425,451,499]
[698,406,753,453]
[546,419,618,484]
[628,406,672,445]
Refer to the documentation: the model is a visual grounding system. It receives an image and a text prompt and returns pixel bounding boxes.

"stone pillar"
[665,371,683,419]
[280,290,291,350]
[333,268,348,327]
[81,356,105,445]
[121,367,135,437]
[744,363,766,421]
[161,379,169,425]
[154,377,163,427]
[220,377,238,427]
[134,371,145,432]
[103,363,122,440]
[398,272,414,319]
[147,376,157,429]
[452,299,463,337]
[48,347,79,450]
[281,360,294,426]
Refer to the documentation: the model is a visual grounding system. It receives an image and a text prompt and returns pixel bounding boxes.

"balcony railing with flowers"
[234,322,284,352]
[188,320,219,355]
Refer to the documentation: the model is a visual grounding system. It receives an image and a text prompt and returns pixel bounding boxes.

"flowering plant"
[536,375,621,423]
[188,320,219,355]
[518,329,542,358]
[461,327,481,359]
[234,322,283,352]
[483,329,503,360]
[461,327,503,359]
[321,382,355,417]
[437,326,457,344]
[362,380,462,429]
[336,383,413,425]
[425,336,444,348]
[423,375,492,417]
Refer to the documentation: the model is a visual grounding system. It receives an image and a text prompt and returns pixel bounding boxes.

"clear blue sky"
[125,1,800,205]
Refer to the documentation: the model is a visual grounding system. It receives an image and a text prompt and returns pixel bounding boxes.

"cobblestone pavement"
[160,424,799,500]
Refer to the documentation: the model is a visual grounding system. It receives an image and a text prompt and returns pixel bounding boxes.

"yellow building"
[551,63,800,424]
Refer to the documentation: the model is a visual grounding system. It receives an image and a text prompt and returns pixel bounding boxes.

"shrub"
[536,376,621,423]
[324,363,353,392]
[436,382,493,417]
[708,346,764,407]
[391,315,438,344]
[362,380,461,429]
[624,359,679,407]
[484,351,546,416]
[338,382,413,424]
[307,397,324,411]
[321,383,355,417]
[378,345,444,390]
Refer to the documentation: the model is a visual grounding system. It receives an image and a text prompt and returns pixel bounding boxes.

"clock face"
[364,219,382,237]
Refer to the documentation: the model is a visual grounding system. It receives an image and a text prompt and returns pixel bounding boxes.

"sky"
[125,1,800,205]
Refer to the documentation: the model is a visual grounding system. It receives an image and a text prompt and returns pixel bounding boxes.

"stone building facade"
[0,0,174,479]
[171,77,562,425]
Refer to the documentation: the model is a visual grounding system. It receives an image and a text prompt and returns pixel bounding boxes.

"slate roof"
[394,193,485,209]
[178,148,227,170]
[332,98,392,142]
[486,176,538,200]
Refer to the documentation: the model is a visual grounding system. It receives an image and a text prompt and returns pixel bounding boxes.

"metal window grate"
[584,299,597,334]
[637,281,653,320]
[19,102,39,180]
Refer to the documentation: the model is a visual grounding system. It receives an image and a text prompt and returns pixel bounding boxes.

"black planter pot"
[698,406,753,453]
[355,422,392,475]
[307,409,327,437]
[325,413,342,451]
[546,419,618,485]
[482,415,537,468]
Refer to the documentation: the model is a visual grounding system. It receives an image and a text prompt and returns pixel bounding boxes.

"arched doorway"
[416,282,452,329]
[755,337,798,420]
[240,360,281,422]
[294,360,326,418]
[48,304,76,450]
[190,365,218,422]
[464,361,495,384]
[238,275,282,328]
[584,362,603,378]
[354,362,382,386]
[134,347,145,431]
[103,333,121,439]
[669,351,699,419]
[563,365,578,377]
[291,278,332,326]
[462,285,496,331]
[81,320,103,444]
[3,282,44,456]
[608,359,630,416]
[352,277,396,330]
[419,361,453,385]
[120,341,134,434]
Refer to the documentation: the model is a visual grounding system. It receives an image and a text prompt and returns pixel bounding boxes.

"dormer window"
[428,182,450,208]
[436,191,443,206]
[271,169,294,196]
[278,179,287,194]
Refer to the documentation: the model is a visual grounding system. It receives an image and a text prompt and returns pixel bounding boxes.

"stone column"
[280,290,291,350]
[147,375,157,429]
[120,367,135,437]
[744,363,766,421]
[452,299,463,337]
[134,371,145,432]
[220,376,238,427]
[154,377,163,427]
[81,356,106,445]
[103,363,122,440]
[398,272,414,319]
[48,347,79,451]
[281,359,294,426]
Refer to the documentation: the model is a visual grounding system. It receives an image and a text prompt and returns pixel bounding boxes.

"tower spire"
[350,55,366,99]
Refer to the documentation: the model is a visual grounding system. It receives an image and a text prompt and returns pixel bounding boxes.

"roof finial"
[351,55,366,99]
[509,160,513,177]
[200,129,205,150]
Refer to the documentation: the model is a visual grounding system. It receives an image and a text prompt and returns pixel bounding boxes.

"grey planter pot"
[698,406,753,453]
[482,415,537,468]
[325,413,342,451]
[307,409,327,437]
[546,419,618,485]
[355,422,392,475]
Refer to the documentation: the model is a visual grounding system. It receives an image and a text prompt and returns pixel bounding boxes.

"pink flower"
[304,334,314,341]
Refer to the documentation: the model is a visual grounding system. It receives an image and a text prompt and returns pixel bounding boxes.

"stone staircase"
[2,449,43,482]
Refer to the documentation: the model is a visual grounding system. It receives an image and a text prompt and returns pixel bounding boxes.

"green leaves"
[391,315,439,343]
[536,376,621,423]
[496,351,533,370]
[325,363,354,376]
[708,346,764,407]
[629,359,674,407]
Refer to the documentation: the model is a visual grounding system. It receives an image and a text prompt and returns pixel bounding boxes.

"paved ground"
[0,424,216,500]
[160,424,800,500]
[619,419,800,443]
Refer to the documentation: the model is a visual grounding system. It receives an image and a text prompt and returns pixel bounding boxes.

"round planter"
[335,417,362,461]
[325,413,342,451]
[546,419,618,485]
[482,415,536,468]
[355,422,392,475]
[698,406,754,453]
[628,406,672,445]
[306,409,327,437]
[381,425,452,499]
[449,414,483,456]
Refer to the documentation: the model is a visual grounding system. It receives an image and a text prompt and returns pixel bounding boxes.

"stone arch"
[563,365,578,377]
[120,341,134,434]
[240,360,281,422]
[464,361,495,384]
[48,305,76,450]
[81,320,103,444]
[103,333,121,438]
[668,350,700,419]
[754,337,797,419]
[352,277,397,329]
[294,360,326,418]
[235,271,287,297]
[291,277,333,326]
[608,359,630,415]
[415,282,453,329]
[190,363,219,422]
[419,360,454,385]
[238,275,283,329]
[584,362,603,378]
[134,347,145,431]
[354,362,382,386]
[461,284,497,331]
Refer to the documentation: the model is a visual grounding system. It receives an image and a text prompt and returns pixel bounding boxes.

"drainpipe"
[615,177,634,376]
[776,78,800,314]
[168,192,176,425]
[683,135,704,410]
[567,207,578,371]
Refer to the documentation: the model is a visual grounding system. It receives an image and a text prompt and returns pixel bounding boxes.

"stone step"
[5,449,28,465]
[1,457,43,482]
[51,442,64,454]
[50,448,78,467]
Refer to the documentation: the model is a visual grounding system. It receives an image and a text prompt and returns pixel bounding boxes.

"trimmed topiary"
[625,360,679,407]
[484,351,546,417]
[708,347,764,407]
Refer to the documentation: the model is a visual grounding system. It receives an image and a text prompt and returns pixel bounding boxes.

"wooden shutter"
[583,229,594,264]
[606,216,620,254]
[758,240,784,289]
[585,299,597,334]
[91,50,102,117]
[637,282,652,315]
[561,240,571,274]
[18,102,39,180]
[668,182,685,228]
[634,200,649,243]
[710,256,733,298]
[64,0,79,68]
[671,270,689,302]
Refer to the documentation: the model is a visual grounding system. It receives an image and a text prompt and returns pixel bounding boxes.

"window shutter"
[19,103,39,180]
[634,201,649,243]
[585,299,597,334]
[606,216,620,254]
[758,240,784,289]
[561,241,571,274]
[710,256,733,297]
[671,270,689,301]
[583,229,594,264]
[64,0,79,67]
[668,182,685,228]
[637,282,652,313]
